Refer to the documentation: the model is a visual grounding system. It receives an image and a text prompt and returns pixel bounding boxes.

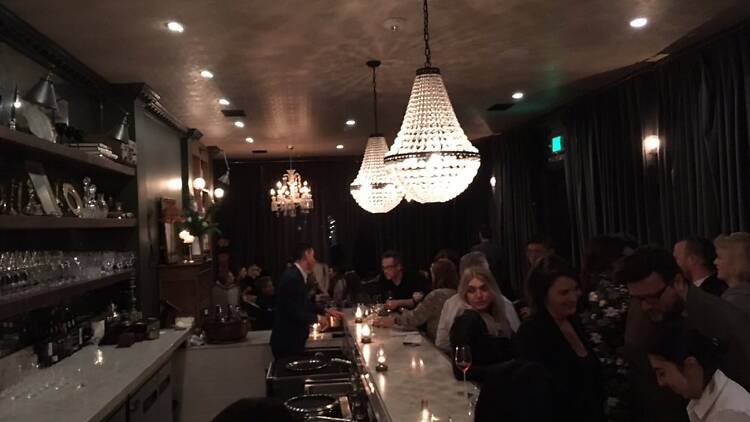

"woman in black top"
[449,268,514,382]
[515,256,604,422]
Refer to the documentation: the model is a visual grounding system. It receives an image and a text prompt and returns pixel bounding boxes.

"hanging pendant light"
[350,60,403,214]
[384,0,480,203]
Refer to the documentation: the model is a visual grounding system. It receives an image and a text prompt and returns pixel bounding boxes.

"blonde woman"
[715,232,750,315]
[449,268,513,382]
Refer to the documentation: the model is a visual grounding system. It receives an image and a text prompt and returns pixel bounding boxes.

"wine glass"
[454,345,472,403]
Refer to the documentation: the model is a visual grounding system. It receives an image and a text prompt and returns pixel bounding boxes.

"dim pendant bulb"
[385,69,480,203]
[351,136,403,214]
[192,177,206,190]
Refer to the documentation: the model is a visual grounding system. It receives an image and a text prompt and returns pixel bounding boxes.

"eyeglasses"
[632,284,668,304]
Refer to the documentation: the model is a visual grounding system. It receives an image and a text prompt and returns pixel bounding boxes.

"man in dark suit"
[620,246,750,421]
[673,237,727,296]
[270,243,343,359]
[471,226,500,278]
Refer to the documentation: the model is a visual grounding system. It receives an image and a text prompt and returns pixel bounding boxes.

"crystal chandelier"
[350,60,403,214]
[269,146,313,217]
[384,0,480,204]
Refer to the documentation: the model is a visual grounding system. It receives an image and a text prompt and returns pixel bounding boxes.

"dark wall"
[216,155,493,281]
[133,107,185,315]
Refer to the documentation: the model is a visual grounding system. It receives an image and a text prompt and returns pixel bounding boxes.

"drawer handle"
[143,390,158,413]
[158,376,171,394]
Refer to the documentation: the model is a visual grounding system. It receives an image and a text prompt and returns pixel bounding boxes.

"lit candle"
[311,322,320,338]
[420,400,431,422]
[354,305,363,323]
[361,323,372,344]
[376,348,388,372]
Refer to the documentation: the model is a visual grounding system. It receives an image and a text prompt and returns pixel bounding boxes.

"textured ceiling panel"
[1,0,747,158]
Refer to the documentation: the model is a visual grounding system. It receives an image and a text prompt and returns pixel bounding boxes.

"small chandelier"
[384,0,480,203]
[350,60,403,214]
[269,146,313,217]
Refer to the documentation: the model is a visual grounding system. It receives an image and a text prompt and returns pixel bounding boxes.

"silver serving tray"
[284,394,338,414]
[285,359,329,372]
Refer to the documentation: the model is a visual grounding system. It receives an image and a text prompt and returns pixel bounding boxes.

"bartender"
[270,243,344,358]
[380,250,431,310]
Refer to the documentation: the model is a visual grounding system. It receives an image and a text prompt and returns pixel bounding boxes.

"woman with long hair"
[448,267,514,382]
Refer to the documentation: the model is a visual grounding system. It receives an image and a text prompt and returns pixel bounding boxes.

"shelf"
[0,215,136,230]
[0,270,133,320]
[0,126,136,176]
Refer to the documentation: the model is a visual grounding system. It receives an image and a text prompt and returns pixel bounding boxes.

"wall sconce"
[213,187,225,199]
[111,113,130,142]
[643,135,661,155]
[489,175,497,191]
[192,177,206,191]
[24,71,58,110]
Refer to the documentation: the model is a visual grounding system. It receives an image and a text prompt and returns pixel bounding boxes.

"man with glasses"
[379,250,431,311]
[618,246,750,422]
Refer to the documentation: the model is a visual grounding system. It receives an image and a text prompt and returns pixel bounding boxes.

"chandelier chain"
[423,0,431,67]
[372,65,379,133]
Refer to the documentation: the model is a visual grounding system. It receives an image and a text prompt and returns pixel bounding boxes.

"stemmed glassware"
[454,345,473,407]
[0,251,136,300]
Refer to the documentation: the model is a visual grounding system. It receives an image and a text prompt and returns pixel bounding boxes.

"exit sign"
[551,135,564,153]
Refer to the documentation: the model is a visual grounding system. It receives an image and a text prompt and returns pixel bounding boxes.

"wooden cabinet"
[158,261,214,321]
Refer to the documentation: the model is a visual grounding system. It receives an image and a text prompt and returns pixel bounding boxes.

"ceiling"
[1,0,748,158]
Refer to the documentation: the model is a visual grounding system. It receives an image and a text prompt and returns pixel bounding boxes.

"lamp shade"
[384,67,480,203]
[350,135,403,213]
[24,72,58,110]
[112,114,130,142]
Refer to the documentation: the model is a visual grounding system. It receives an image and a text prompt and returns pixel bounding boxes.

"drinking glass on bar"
[454,345,473,403]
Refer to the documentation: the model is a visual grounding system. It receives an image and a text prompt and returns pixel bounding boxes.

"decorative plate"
[62,183,82,216]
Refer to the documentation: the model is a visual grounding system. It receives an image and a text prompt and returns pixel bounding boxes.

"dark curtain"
[562,74,662,260]
[218,156,493,280]
[562,23,750,258]
[488,128,548,296]
[658,27,750,242]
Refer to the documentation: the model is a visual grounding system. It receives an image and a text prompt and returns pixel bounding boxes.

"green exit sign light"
[551,135,564,154]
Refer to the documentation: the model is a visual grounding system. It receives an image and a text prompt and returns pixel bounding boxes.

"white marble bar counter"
[0,329,190,422]
[344,312,479,422]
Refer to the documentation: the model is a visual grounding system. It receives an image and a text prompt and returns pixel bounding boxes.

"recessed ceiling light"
[200,70,214,79]
[218,98,230,106]
[345,119,356,126]
[630,17,648,28]
[512,92,524,100]
[245,137,254,143]
[234,121,245,128]
[166,21,184,33]
[336,144,344,149]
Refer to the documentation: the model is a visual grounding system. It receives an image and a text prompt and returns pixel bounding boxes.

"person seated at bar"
[714,232,750,316]
[379,250,431,310]
[474,360,555,422]
[435,252,520,352]
[648,327,750,421]
[449,268,514,382]
[212,271,240,308]
[433,247,461,271]
[241,276,275,330]
[621,246,750,421]
[374,259,458,340]
[674,237,727,296]
[516,234,556,320]
[515,255,604,422]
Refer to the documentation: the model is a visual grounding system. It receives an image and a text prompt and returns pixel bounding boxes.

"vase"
[191,236,203,258]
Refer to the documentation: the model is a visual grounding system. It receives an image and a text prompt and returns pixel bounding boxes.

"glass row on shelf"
[0,251,135,301]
